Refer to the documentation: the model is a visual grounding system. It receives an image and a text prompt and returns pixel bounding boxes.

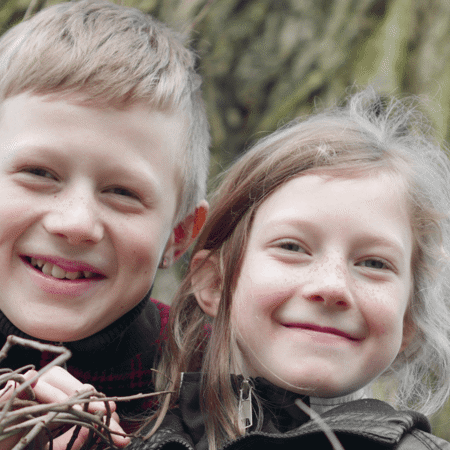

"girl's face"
[230,173,414,397]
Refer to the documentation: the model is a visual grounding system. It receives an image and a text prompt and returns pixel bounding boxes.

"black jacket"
[129,373,450,450]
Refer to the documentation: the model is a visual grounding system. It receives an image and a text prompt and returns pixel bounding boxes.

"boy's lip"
[282,322,361,341]
[20,254,106,277]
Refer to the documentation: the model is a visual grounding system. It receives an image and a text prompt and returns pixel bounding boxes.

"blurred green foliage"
[1,0,450,441]
[148,0,450,177]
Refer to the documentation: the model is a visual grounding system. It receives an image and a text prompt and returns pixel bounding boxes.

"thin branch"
[0,336,171,449]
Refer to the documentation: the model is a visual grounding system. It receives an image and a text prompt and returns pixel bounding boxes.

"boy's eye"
[22,167,56,179]
[107,186,140,200]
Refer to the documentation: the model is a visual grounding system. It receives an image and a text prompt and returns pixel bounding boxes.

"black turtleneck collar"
[0,289,153,358]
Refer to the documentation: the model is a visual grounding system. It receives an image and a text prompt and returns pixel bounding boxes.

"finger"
[36,367,113,411]
[107,414,131,447]
[32,378,74,405]
[30,372,119,423]
[0,371,38,401]
[0,380,16,400]
[16,369,39,399]
[22,369,39,382]
[38,367,90,395]
[50,425,91,450]
[49,417,130,450]
[84,398,117,415]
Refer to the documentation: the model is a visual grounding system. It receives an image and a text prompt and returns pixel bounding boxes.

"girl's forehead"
[258,168,409,209]
[250,171,413,249]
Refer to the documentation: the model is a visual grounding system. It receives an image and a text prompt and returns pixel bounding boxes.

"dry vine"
[0,335,166,450]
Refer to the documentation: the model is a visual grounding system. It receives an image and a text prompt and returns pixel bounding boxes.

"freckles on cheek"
[134,252,154,269]
[123,246,154,277]
[368,305,403,338]
[251,265,294,296]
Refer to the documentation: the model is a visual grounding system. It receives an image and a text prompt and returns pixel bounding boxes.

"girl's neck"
[308,388,367,415]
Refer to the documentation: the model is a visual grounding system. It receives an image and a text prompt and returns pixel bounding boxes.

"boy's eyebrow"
[11,145,166,195]
[103,164,166,196]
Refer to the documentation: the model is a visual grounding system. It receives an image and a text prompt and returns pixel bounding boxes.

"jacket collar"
[178,373,431,450]
[178,372,311,440]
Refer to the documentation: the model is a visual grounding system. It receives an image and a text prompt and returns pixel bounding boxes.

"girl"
[131,88,450,450]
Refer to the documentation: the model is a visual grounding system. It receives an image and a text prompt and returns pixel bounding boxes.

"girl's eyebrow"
[353,235,408,258]
[259,217,409,256]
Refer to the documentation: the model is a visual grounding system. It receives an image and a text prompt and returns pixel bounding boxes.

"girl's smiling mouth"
[282,322,361,342]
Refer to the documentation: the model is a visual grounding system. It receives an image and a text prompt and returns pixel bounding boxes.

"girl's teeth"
[83,271,94,279]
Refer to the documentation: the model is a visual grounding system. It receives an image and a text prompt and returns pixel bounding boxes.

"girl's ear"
[400,314,416,352]
[191,250,222,318]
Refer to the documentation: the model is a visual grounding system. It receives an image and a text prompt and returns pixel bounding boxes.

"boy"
[0,0,209,438]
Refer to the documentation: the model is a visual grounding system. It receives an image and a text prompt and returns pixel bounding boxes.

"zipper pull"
[238,379,253,430]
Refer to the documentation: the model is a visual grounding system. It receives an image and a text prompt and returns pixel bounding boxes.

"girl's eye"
[359,259,389,270]
[279,242,305,253]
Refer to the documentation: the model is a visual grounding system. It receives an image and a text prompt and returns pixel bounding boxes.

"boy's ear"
[400,313,416,353]
[191,250,222,318]
[159,201,208,268]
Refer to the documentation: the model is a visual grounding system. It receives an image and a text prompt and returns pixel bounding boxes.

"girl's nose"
[42,191,104,245]
[302,256,352,308]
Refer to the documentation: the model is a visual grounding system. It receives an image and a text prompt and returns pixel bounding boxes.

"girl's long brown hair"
[150,88,450,448]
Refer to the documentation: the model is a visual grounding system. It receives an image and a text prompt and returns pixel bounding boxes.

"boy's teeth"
[42,262,53,275]
[66,271,80,280]
[52,265,66,279]
[30,259,93,280]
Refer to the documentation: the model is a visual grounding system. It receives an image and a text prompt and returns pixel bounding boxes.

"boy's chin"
[26,328,88,343]
[11,317,99,343]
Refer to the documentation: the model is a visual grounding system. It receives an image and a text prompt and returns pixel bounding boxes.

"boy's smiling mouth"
[22,256,104,281]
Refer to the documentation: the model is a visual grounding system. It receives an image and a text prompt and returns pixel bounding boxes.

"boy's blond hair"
[0,0,209,220]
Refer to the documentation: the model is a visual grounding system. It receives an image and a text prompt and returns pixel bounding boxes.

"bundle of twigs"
[0,335,160,450]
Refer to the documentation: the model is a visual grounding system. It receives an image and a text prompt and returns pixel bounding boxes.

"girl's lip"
[282,322,361,341]
[21,254,106,277]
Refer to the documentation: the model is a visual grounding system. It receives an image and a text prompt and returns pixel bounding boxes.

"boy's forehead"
[10,91,188,151]
[0,91,187,203]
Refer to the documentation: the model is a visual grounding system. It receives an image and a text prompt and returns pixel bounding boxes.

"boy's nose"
[43,192,104,245]
[302,256,352,308]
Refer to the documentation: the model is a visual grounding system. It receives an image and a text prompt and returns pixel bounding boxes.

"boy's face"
[0,92,187,341]
[229,173,414,397]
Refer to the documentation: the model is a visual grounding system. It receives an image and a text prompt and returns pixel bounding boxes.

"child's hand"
[1,366,130,449]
